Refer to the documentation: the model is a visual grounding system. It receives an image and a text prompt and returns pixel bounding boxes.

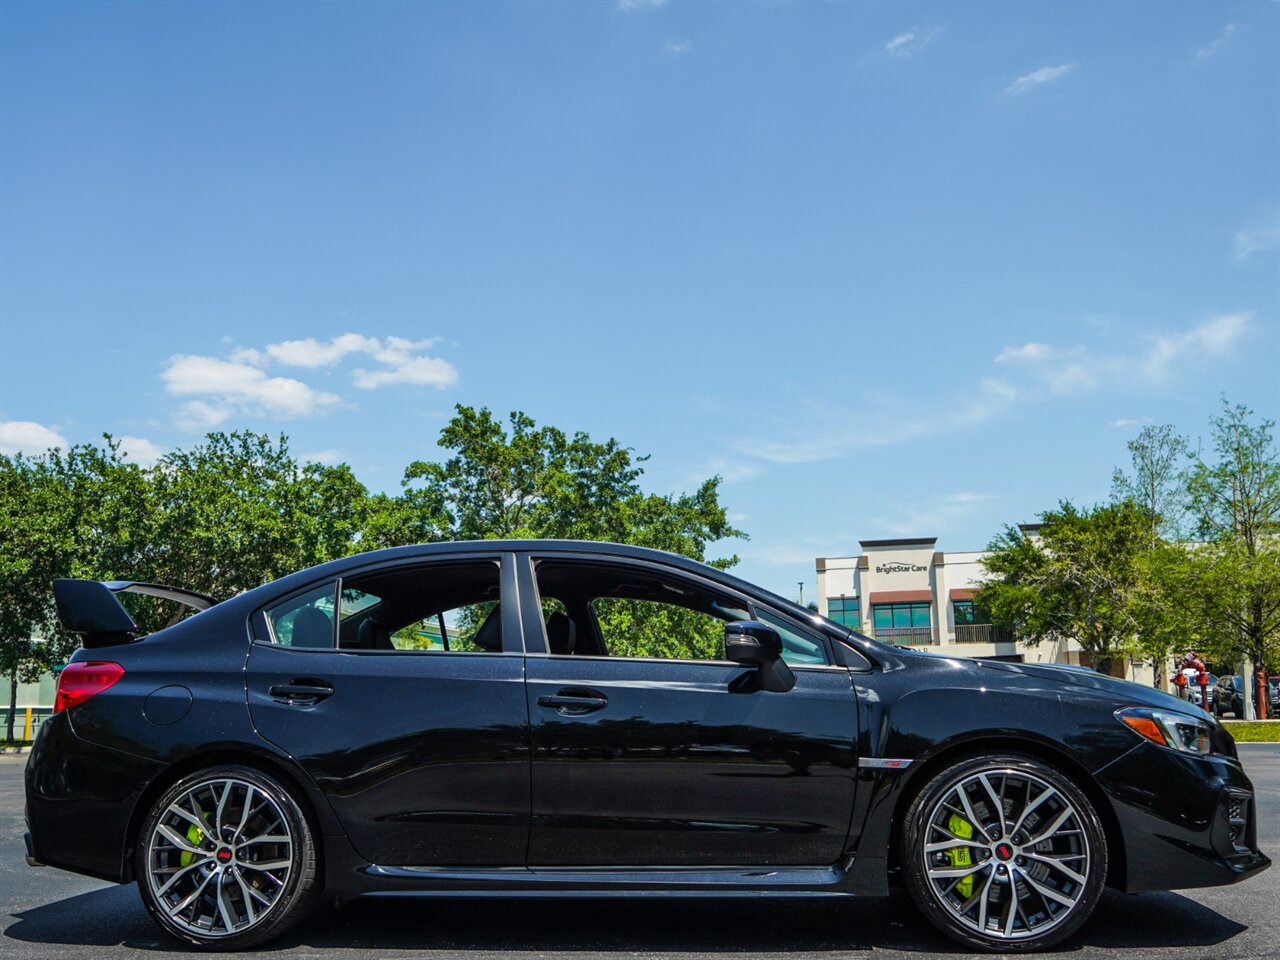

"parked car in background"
[1214,675,1246,719]
[1184,671,1217,710]
[25,541,1271,953]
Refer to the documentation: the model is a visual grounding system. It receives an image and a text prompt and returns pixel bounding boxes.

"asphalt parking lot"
[1,745,1276,960]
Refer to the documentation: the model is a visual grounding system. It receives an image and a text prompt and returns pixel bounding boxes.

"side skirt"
[348,860,888,898]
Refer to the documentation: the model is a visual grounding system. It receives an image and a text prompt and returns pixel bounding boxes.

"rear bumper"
[1096,741,1270,892]
[24,830,42,867]
[24,712,163,884]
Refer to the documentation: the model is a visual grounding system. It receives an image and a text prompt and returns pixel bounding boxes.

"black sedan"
[25,541,1269,953]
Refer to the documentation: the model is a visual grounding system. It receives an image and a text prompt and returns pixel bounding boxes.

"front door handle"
[269,679,334,705]
[537,688,608,715]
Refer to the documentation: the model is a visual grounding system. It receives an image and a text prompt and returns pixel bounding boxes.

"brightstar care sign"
[874,562,928,574]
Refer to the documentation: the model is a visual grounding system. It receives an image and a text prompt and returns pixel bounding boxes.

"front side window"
[336,560,503,653]
[533,559,827,665]
[266,582,338,648]
[754,609,829,665]
[592,597,730,661]
[535,559,748,662]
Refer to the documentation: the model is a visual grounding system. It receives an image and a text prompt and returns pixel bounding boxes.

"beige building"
[815,532,1153,683]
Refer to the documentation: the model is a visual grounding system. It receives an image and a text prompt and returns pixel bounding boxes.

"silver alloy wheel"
[145,777,294,938]
[920,767,1091,943]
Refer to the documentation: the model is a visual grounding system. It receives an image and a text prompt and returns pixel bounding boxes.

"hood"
[972,658,1212,717]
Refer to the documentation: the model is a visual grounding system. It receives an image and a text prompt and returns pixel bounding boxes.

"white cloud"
[174,400,233,431]
[994,313,1250,397]
[351,337,458,389]
[995,342,1055,363]
[0,419,67,455]
[1109,418,1152,429]
[662,39,692,57]
[885,27,940,59]
[994,343,1094,394]
[1235,219,1280,261]
[163,333,458,430]
[616,0,665,11]
[876,491,995,537]
[1141,313,1249,381]
[299,449,344,466]
[734,314,1248,470]
[734,377,1018,466]
[1196,23,1238,62]
[1005,63,1077,96]
[115,435,166,467]
[162,354,342,427]
[747,536,852,567]
[262,333,383,368]
[252,333,458,390]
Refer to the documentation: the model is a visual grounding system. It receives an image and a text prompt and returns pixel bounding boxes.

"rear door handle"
[536,688,608,715]
[269,679,334,705]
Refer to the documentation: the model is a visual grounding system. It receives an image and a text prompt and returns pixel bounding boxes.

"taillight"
[53,661,125,713]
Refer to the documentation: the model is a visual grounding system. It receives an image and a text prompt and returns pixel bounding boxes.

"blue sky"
[1,0,1277,599]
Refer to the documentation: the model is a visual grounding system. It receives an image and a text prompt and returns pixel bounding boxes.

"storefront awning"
[949,588,976,601]
[869,590,932,604]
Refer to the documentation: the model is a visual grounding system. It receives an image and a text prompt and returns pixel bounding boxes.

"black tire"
[135,765,319,950]
[900,752,1107,953]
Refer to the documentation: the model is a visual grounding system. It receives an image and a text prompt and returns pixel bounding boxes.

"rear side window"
[337,560,503,654]
[266,582,338,648]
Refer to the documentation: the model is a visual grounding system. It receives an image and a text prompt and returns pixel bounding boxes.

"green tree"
[398,406,744,656]
[1111,424,1188,543]
[148,432,373,599]
[401,405,742,560]
[1182,401,1280,675]
[0,453,79,740]
[977,501,1150,673]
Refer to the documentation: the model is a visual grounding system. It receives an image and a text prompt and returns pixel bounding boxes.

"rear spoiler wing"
[52,579,219,649]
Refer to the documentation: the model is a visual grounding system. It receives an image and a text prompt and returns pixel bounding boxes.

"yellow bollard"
[23,707,32,742]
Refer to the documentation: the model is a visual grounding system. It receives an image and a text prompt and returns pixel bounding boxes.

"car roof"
[235,539,831,634]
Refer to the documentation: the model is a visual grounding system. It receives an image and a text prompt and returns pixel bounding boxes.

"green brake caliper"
[179,811,212,867]
[947,813,975,898]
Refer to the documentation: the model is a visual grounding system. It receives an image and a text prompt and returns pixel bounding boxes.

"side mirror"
[725,621,795,693]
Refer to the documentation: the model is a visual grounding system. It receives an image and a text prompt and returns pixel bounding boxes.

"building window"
[827,597,860,627]
[871,602,933,644]
[952,599,1010,643]
[872,602,931,631]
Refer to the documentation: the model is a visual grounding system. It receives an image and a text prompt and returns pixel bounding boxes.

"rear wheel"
[135,765,318,950]
[900,753,1107,953]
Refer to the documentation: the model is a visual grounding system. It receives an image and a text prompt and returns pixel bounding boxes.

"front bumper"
[1095,740,1270,892]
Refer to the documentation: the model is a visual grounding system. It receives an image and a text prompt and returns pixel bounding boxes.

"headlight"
[1115,706,1213,755]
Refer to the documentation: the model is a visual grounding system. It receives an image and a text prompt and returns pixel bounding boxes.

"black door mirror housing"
[724,621,795,693]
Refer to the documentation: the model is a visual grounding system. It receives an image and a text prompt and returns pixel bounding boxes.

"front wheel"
[135,765,318,950]
[900,753,1107,953]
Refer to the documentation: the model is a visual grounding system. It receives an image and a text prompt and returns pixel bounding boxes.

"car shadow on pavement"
[3,885,1249,955]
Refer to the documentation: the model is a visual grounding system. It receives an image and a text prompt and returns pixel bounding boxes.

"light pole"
[797,581,804,606]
